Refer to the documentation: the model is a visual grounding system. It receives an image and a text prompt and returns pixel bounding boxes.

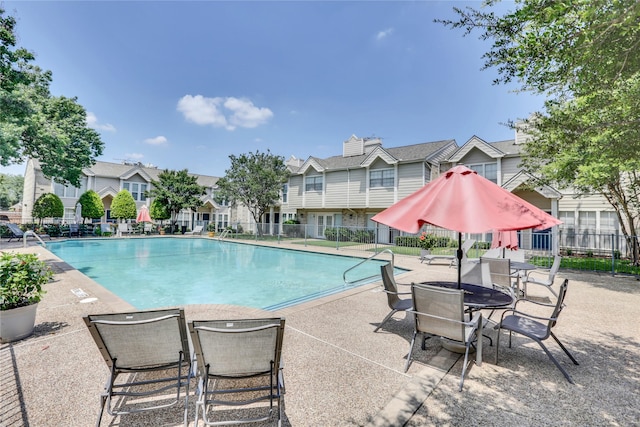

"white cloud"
[125,152,144,160]
[376,28,394,41]
[86,112,116,132]
[144,136,168,145]
[177,95,273,131]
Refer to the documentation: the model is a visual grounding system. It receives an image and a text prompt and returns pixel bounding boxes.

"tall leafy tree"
[439,0,640,263]
[145,169,206,232]
[215,150,289,236]
[0,8,104,186]
[110,190,137,221]
[32,193,63,225]
[77,190,104,223]
[0,173,23,209]
[149,198,170,224]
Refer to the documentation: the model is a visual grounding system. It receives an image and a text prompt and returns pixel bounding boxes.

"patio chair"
[480,257,515,293]
[83,308,192,427]
[496,279,579,384]
[522,255,562,298]
[6,222,50,242]
[374,262,412,332]
[188,317,286,427]
[405,283,482,391]
[185,225,204,235]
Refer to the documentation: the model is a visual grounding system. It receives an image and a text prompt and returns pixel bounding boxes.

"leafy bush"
[32,193,64,223]
[0,253,54,310]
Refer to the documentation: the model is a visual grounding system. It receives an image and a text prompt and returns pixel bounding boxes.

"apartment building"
[273,132,619,250]
[20,159,230,230]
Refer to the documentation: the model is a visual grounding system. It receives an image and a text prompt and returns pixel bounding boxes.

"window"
[468,163,497,183]
[578,211,596,232]
[282,184,288,203]
[600,211,618,233]
[123,182,147,201]
[369,169,395,188]
[217,213,229,230]
[53,177,87,198]
[305,175,323,192]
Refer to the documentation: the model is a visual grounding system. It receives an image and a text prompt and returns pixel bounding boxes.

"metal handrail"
[217,229,230,240]
[343,249,395,285]
[23,231,46,248]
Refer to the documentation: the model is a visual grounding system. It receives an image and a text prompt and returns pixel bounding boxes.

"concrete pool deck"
[1,237,639,426]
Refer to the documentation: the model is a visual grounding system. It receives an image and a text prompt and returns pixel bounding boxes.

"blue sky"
[2,1,543,178]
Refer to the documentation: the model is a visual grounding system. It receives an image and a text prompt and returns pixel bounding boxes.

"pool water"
[47,238,400,310]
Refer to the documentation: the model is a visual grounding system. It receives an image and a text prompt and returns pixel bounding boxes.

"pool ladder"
[217,229,231,240]
[343,249,395,285]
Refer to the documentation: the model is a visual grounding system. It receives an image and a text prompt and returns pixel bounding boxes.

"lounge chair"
[420,239,476,267]
[374,262,412,332]
[6,222,50,242]
[118,222,132,236]
[83,308,192,427]
[189,317,286,427]
[496,279,579,383]
[405,283,483,391]
[185,225,204,235]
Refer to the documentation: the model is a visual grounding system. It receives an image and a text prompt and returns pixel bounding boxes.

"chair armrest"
[382,289,412,296]
[512,297,556,310]
[501,309,558,324]
[525,268,550,281]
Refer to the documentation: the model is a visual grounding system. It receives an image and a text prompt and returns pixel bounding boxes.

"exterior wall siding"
[325,171,349,208]
[348,169,367,206]
[397,163,424,199]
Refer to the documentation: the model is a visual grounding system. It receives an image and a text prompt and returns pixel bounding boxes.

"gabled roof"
[97,186,119,199]
[120,166,153,182]
[360,146,398,168]
[293,139,458,174]
[503,171,562,199]
[297,157,325,174]
[448,135,505,162]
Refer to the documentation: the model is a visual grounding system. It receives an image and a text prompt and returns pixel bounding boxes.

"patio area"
[1,238,639,426]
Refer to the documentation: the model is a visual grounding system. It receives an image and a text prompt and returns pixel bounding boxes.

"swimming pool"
[47,238,401,310]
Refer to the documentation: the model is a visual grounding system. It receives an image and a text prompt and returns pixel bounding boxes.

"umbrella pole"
[457,232,462,289]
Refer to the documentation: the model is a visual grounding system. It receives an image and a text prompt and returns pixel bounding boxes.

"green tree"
[32,193,63,225]
[0,173,23,209]
[215,150,289,236]
[146,169,206,232]
[149,198,170,224]
[439,0,640,263]
[0,8,104,187]
[77,190,104,223]
[110,190,137,221]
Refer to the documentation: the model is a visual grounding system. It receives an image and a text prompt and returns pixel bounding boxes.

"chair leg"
[404,332,417,372]
[459,342,471,391]
[536,339,575,384]
[374,309,398,332]
[550,332,579,365]
[96,393,107,427]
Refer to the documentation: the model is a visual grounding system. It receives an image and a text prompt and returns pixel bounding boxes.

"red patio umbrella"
[136,205,152,223]
[491,230,519,250]
[371,165,561,287]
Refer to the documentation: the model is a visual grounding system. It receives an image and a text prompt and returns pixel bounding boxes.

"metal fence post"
[611,233,615,274]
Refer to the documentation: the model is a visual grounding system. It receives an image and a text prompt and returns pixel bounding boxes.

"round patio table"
[420,281,514,310]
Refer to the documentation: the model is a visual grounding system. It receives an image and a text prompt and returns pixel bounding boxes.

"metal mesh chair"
[496,279,579,383]
[523,255,562,298]
[406,283,483,391]
[84,308,192,427]
[375,263,412,332]
[189,317,286,427]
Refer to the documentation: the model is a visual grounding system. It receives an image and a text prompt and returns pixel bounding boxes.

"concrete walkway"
[1,237,638,426]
